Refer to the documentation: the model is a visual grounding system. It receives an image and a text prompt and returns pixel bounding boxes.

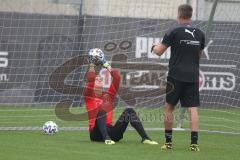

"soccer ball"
[88,48,104,65]
[42,121,58,135]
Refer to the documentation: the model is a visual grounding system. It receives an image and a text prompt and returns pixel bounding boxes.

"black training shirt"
[162,23,205,82]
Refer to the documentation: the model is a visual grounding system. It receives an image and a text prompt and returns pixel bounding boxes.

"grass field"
[0,106,240,160]
[0,131,240,160]
[0,106,239,132]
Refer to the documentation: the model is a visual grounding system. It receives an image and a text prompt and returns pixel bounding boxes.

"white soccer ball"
[88,48,104,65]
[42,121,58,135]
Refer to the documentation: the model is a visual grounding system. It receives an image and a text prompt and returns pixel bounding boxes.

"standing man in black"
[151,4,205,151]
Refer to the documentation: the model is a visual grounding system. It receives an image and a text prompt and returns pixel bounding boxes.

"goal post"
[0,0,239,134]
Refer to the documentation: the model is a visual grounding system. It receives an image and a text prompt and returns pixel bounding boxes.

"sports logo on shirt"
[185,29,196,39]
[180,40,200,45]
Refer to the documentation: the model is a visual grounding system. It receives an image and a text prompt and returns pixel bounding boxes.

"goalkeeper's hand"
[88,48,110,68]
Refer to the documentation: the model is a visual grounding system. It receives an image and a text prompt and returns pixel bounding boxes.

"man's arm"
[151,43,169,57]
[88,63,95,72]
[151,27,175,57]
[84,63,97,96]
[105,66,120,97]
[86,63,97,82]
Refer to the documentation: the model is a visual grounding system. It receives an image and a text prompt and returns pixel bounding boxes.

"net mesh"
[0,0,239,133]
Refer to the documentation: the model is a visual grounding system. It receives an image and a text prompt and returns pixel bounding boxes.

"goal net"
[0,0,239,134]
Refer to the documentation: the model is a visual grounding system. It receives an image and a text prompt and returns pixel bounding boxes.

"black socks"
[165,130,173,143]
[191,131,198,144]
[165,130,198,144]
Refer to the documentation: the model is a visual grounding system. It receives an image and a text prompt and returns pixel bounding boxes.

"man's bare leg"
[161,103,175,149]
[188,107,200,151]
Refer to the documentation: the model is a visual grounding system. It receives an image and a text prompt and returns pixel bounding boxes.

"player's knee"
[123,108,138,122]
[164,109,173,117]
[190,117,199,124]
[165,103,175,112]
[123,108,136,116]
[124,108,136,114]
[163,112,173,123]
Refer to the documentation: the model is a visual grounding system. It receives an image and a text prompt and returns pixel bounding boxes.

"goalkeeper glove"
[102,62,110,68]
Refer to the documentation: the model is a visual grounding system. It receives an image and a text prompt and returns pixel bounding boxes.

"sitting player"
[84,48,158,145]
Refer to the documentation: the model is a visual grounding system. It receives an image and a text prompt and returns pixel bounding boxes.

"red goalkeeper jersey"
[84,69,120,131]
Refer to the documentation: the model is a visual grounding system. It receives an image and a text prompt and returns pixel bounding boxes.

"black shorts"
[166,76,200,107]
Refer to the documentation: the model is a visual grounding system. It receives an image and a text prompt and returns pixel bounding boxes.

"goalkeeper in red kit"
[84,48,158,145]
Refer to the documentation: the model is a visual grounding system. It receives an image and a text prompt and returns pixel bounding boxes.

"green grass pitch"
[0,106,240,160]
[0,131,239,160]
